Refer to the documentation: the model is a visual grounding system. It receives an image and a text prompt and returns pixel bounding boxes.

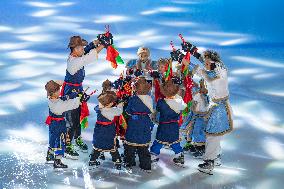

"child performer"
[182,79,209,158]
[45,80,89,169]
[89,91,123,170]
[150,80,187,166]
[124,77,154,173]
[182,50,233,175]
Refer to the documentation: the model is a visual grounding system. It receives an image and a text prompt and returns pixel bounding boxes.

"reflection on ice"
[94,15,131,23]
[260,90,284,97]
[219,38,250,46]
[31,9,58,17]
[172,0,201,5]
[0,82,21,92]
[232,101,284,134]
[0,88,45,111]
[26,1,75,8]
[7,64,47,79]
[141,7,187,15]
[17,33,57,42]
[195,30,245,37]
[156,21,198,27]
[252,73,276,79]
[231,68,262,75]
[0,25,13,32]
[82,165,95,189]
[231,56,284,68]
[0,42,31,51]
[263,137,284,160]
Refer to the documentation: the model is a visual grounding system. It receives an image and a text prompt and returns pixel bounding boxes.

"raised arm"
[50,97,81,115]
[67,49,98,75]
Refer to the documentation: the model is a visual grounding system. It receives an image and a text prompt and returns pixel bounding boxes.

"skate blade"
[45,160,54,164]
[80,149,88,153]
[174,162,185,168]
[151,158,159,164]
[125,168,133,174]
[214,162,221,167]
[75,145,88,153]
[64,154,79,160]
[192,155,203,159]
[198,168,213,175]
[140,169,152,173]
[53,167,68,172]
[88,165,99,170]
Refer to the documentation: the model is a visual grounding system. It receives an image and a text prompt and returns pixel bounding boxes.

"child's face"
[204,58,212,70]
[139,52,148,61]
[158,64,166,74]
[74,46,85,57]
[105,102,114,108]
[51,90,60,98]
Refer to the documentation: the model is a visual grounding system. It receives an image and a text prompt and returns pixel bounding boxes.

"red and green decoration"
[182,54,193,116]
[174,34,194,116]
[164,60,173,81]
[106,45,124,69]
[80,89,97,129]
[104,25,124,69]
[80,102,89,129]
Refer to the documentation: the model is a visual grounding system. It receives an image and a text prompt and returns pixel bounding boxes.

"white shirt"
[67,49,98,75]
[164,98,187,114]
[48,97,81,115]
[195,66,229,100]
[100,104,124,121]
[192,93,209,113]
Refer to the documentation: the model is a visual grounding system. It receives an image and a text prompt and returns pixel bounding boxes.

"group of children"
[45,33,233,175]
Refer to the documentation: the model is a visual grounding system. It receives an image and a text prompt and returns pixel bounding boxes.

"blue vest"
[156,99,181,144]
[125,95,154,145]
[63,68,85,95]
[92,106,117,151]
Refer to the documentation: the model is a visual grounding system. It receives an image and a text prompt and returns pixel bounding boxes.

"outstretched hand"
[80,93,91,102]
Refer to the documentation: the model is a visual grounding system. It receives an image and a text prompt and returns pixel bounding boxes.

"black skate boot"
[151,153,159,163]
[99,153,106,160]
[114,159,122,170]
[53,159,68,169]
[214,154,221,166]
[173,152,185,167]
[89,151,100,167]
[46,149,54,164]
[192,146,205,159]
[65,144,79,160]
[183,142,196,154]
[198,160,214,175]
[75,136,88,153]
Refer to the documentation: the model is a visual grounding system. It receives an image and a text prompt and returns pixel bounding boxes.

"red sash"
[60,81,82,96]
[159,120,178,124]
[96,120,114,126]
[132,112,148,115]
[45,116,64,125]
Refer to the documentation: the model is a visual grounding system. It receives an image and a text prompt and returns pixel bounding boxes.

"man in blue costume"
[62,35,112,159]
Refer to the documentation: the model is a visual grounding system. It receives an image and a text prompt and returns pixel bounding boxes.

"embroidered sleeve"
[67,49,98,75]
[126,59,137,68]
[84,42,96,54]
